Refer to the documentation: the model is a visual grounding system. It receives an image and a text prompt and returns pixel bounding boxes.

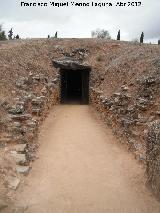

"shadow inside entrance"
[60,69,90,105]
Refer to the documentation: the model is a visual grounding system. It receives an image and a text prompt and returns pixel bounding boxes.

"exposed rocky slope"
[0,39,59,207]
[0,38,160,205]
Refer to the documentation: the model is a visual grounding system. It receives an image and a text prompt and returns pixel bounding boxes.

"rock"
[114,97,119,103]
[14,136,28,144]
[10,124,27,135]
[26,120,37,128]
[26,127,36,133]
[62,48,88,59]
[127,105,135,113]
[8,104,24,115]
[0,99,7,106]
[121,118,135,128]
[16,166,30,175]
[52,78,58,84]
[135,153,146,162]
[99,95,105,101]
[10,122,22,134]
[13,97,20,102]
[31,97,44,107]
[6,176,20,190]
[40,96,46,101]
[23,93,34,102]
[137,104,148,111]
[142,75,157,86]
[134,143,142,151]
[113,92,121,97]
[0,199,8,211]
[52,57,91,70]
[41,86,48,95]
[121,85,129,91]
[123,93,131,99]
[11,144,27,153]
[104,99,113,107]
[96,90,103,94]
[32,108,42,115]
[131,130,140,137]
[137,97,148,105]
[33,74,40,81]
[10,114,31,121]
[0,138,11,144]
[156,111,160,116]
[11,153,27,164]
[139,154,146,161]
[0,99,9,110]
[128,138,137,150]
[15,77,30,90]
[47,82,55,89]
[18,101,26,105]
[13,122,21,128]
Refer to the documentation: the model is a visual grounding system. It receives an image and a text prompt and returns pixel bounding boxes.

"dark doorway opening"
[60,69,90,104]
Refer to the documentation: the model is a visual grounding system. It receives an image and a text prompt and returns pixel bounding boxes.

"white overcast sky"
[0,0,160,42]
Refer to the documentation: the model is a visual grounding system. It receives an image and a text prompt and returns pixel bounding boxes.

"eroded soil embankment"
[4,105,160,213]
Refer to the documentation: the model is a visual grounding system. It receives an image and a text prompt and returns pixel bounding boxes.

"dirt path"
[13,105,160,213]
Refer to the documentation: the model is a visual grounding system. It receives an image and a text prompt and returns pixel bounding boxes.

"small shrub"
[0,25,7,41]
[15,34,20,39]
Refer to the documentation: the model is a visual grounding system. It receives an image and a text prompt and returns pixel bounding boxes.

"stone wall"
[0,72,60,192]
[146,120,160,200]
[90,87,146,162]
[90,66,160,200]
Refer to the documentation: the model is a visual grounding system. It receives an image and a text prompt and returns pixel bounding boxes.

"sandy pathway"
[14,105,160,213]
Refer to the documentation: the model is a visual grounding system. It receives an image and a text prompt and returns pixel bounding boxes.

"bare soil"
[11,105,160,213]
